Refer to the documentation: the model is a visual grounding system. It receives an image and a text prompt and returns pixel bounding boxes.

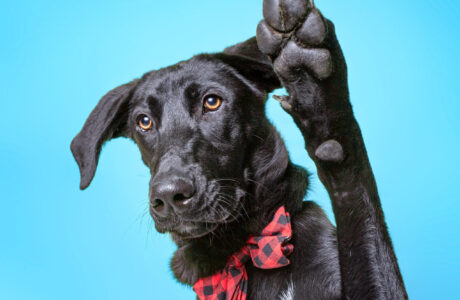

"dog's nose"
[150,177,195,216]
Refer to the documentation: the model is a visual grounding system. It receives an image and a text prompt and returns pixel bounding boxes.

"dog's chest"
[247,264,295,300]
[278,279,294,300]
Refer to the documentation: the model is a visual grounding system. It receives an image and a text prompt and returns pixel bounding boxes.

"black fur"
[71,1,407,299]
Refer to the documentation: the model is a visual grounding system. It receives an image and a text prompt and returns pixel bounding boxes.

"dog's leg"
[257,1,407,298]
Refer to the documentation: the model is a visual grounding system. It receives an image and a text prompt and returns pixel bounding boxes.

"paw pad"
[275,41,332,80]
[296,9,327,46]
[257,0,333,81]
[263,0,308,32]
[257,21,283,57]
[315,140,344,163]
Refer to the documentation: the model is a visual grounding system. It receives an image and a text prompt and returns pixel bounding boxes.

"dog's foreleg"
[257,1,407,298]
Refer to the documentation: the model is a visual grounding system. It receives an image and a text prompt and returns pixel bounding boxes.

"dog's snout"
[150,176,195,216]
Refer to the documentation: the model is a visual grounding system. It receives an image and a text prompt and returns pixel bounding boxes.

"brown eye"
[204,95,222,111]
[138,115,153,131]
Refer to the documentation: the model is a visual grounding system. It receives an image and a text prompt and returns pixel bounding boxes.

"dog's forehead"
[134,56,233,101]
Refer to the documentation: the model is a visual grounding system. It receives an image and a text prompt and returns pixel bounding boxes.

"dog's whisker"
[214,178,241,184]
[245,178,269,192]
[252,133,265,142]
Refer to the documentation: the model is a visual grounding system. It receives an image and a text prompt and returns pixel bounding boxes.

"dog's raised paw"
[257,0,333,81]
[263,0,309,32]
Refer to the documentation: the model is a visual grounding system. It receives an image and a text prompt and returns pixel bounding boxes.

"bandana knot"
[193,206,293,300]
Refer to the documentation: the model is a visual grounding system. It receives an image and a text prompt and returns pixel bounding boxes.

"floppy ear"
[71,79,139,190]
[220,37,282,93]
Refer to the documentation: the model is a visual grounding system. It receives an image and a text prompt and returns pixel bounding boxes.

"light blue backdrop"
[1,0,459,299]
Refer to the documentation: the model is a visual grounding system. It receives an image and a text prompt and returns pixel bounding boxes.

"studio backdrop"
[1,0,459,299]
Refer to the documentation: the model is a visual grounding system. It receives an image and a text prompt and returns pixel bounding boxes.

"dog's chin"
[170,223,220,242]
[157,195,246,243]
[167,210,240,244]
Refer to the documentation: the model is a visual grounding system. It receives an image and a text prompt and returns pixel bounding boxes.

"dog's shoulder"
[290,201,339,269]
[288,201,342,299]
[291,201,336,240]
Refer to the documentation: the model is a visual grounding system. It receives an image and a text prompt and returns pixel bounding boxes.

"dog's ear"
[223,37,272,65]
[219,37,282,93]
[71,79,139,190]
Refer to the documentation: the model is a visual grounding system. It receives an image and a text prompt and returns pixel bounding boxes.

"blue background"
[1,0,459,299]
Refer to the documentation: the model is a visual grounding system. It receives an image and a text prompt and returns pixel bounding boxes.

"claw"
[273,94,293,111]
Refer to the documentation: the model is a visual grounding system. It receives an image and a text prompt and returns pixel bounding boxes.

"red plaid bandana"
[193,206,294,300]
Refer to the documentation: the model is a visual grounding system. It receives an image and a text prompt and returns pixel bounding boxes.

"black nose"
[150,176,195,217]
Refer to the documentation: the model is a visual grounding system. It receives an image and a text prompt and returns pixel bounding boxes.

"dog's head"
[71,38,303,242]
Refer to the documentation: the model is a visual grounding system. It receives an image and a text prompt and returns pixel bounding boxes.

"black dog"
[71,1,407,299]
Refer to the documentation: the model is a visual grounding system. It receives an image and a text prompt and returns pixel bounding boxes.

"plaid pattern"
[193,206,293,300]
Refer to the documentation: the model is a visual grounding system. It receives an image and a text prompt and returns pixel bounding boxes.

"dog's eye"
[138,115,153,131]
[203,95,222,111]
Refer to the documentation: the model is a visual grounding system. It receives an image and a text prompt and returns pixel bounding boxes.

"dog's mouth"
[165,199,245,242]
[170,222,220,241]
[153,186,247,242]
[169,206,242,241]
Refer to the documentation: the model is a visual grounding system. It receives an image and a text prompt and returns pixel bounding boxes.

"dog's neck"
[170,125,309,285]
